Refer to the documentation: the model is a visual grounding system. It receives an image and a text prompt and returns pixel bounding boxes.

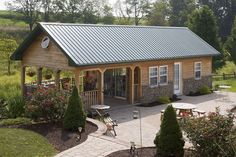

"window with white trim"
[194,62,202,80]
[149,66,158,86]
[159,65,168,84]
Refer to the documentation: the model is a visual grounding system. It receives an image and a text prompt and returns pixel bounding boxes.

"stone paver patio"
[56,92,236,157]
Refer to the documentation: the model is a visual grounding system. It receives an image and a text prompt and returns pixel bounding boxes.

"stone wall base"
[140,82,174,104]
[183,75,212,95]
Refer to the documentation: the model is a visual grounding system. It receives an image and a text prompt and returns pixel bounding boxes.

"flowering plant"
[26,86,68,121]
[180,108,235,157]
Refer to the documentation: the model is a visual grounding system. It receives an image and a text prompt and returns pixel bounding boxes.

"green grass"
[213,79,236,92]
[0,128,57,157]
[0,117,32,126]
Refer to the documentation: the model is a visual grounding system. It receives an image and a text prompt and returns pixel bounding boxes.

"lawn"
[213,79,236,92]
[0,128,57,157]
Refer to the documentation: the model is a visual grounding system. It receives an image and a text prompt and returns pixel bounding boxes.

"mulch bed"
[5,121,98,152]
[137,98,181,107]
[106,147,194,157]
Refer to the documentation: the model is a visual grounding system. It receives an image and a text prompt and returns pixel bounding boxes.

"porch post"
[74,70,80,92]
[54,69,61,89]
[138,67,142,100]
[37,67,42,86]
[129,67,135,104]
[99,69,105,105]
[21,65,26,96]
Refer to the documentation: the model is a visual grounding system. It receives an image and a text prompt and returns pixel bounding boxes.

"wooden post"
[129,67,135,104]
[223,73,226,80]
[99,69,105,105]
[138,67,142,101]
[54,70,61,89]
[37,67,42,86]
[21,65,26,96]
[74,70,81,92]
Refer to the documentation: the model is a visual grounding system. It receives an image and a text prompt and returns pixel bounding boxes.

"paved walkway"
[56,92,236,157]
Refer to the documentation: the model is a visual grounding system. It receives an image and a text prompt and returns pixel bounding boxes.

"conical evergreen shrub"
[154,105,185,157]
[63,86,86,130]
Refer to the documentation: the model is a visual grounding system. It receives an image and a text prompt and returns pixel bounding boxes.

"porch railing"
[80,90,100,110]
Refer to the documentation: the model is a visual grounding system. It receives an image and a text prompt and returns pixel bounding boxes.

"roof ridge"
[38,22,188,30]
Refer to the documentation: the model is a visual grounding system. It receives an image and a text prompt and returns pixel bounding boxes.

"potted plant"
[26,67,36,77]
[43,68,53,80]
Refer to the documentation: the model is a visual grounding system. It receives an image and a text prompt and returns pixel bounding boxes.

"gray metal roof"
[39,22,220,66]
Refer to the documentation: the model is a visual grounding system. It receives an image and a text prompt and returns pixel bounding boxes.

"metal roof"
[12,22,220,66]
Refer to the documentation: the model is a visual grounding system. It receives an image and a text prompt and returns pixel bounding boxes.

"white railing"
[80,90,100,110]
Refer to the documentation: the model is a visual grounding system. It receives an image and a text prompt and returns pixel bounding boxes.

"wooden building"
[11,23,220,108]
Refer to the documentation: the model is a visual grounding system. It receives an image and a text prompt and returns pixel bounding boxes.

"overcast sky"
[0,0,118,10]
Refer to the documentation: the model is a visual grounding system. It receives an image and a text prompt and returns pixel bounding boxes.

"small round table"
[171,103,196,117]
[91,105,110,110]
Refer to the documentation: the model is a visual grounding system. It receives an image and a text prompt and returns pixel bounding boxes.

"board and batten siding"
[22,33,74,70]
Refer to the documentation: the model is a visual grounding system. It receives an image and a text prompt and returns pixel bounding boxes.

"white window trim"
[159,65,168,85]
[149,66,158,87]
[194,62,202,80]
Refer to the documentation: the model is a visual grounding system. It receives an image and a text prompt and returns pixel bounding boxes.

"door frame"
[174,62,182,95]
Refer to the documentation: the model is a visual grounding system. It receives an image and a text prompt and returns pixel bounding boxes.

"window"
[159,65,168,84]
[194,62,202,80]
[149,66,158,86]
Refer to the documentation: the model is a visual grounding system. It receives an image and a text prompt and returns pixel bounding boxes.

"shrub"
[154,105,185,157]
[216,61,236,75]
[197,86,212,95]
[26,86,68,121]
[63,86,86,131]
[0,117,32,126]
[6,95,25,118]
[181,108,235,157]
[157,96,171,104]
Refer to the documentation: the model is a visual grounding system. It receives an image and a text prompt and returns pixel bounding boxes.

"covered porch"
[21,64,142,110]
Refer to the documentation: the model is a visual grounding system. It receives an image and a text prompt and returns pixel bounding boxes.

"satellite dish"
[41,36,50,48]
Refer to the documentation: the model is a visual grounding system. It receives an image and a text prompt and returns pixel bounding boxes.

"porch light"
[132,109,143,156]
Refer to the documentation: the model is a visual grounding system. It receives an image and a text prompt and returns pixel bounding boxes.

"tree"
[63,86,86,130]
[0,39,18,75]
[101,5,115,24]
[198,0,236,39]
[169,0,196,26]
[146,0,169,26]
[115,0,151,25]
[188,6,222,69]
[154,105,184,157]
[41,0,54,22]
[8,0,41,31]
[224,17,236,63]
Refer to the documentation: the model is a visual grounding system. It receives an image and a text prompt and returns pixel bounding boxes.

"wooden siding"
[22,32,74,70]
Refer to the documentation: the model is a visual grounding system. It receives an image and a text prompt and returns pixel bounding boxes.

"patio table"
[171,103,196,117]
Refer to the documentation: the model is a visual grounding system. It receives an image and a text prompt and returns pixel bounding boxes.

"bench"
[103,115,118,136]
[193,109,206,117]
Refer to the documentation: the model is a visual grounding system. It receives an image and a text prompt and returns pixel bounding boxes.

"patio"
[106,91,236,147]
[56,91,236,157]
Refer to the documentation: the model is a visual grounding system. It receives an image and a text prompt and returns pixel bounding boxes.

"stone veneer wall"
[140,82,174,104]
[182,75,212,95]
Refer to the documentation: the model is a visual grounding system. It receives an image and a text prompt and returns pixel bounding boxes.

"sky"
[0,0,118,10]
